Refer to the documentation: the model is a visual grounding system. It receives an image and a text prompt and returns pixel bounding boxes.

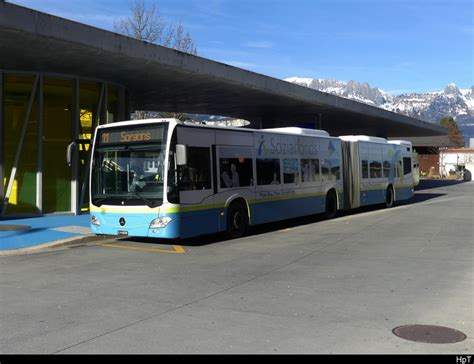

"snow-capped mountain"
[285,77,394,107]
[285,77,474,143]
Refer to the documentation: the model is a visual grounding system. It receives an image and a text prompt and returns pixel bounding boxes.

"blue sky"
[9,0,473,94]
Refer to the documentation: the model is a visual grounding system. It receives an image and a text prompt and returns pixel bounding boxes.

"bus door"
[216,145,255,228]
[214,130,255,228]
[253,132,284,224]
[176,126,218,236]
[216,146,254,191]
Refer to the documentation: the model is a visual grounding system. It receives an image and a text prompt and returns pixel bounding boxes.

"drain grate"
[393,324,466,344]
[0,225,31,231]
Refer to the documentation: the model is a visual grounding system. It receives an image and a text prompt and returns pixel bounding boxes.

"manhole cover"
[0,224,32,231]
[393,325,466,344]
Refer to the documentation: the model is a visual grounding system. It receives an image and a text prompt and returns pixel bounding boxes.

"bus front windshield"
[91,126,168,207]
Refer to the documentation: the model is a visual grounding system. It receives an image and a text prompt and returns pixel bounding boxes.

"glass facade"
[43,78,73,213]
[3,75,38,214]
[0,71,126,217]
[78,82,103,212]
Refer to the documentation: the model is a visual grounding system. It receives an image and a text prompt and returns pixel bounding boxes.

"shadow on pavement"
[122,214,328,248]
[411,192,445,204]
[415,179,464,191]
[121,184,452,248]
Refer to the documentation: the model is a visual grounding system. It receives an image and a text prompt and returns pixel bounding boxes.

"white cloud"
[242,41,274,49]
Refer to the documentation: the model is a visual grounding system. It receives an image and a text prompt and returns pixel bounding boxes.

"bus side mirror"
[176,144,188,166]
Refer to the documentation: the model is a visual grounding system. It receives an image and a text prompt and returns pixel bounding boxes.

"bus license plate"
[117,230,129,236]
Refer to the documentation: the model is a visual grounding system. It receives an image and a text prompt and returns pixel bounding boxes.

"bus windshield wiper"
[92,197,108,206]
[132,190,159,208]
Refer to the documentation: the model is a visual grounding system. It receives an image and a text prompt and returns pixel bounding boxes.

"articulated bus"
[89,119,414,239]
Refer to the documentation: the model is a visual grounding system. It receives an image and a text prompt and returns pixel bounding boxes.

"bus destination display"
[99,127,163,145]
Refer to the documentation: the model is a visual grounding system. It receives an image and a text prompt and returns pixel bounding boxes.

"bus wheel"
[226,201,248,239]
[385,186,394,208]
[325,191,337,219]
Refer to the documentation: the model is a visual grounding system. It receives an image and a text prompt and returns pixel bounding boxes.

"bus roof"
[388,140,413,147]
[339,135,388,143]
[96,118,176,130]
[262,127,330,137]
[96,118,335,138]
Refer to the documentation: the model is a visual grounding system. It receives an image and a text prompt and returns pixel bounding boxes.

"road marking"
[279,228,292,232]
[97,243,185,254]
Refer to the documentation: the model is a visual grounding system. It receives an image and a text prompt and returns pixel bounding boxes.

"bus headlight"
[91,215,101,226]
[149,216,172,229]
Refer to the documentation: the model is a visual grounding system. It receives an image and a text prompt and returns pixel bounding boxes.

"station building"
[2,73,126,216]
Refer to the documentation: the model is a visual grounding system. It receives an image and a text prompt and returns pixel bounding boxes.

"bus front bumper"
[90,211,181,239]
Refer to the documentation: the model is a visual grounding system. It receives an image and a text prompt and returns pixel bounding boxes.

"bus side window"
[383,161,391,178]
[321,163,330,181]
[257,158,281,186]
[220,157,253,188]
[361,160,369,179]
[403,157,412,175]
[327,159,340,180]
[311,159,320,181]
[283,158,299,184]
[178,147,212,191]
[370,160,382,178]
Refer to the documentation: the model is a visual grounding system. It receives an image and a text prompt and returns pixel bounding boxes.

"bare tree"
[115,0,197,120]
[114,0,197,55]
[172,21,197,55]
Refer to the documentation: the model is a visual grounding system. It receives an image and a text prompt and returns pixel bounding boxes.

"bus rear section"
[340,136,414,209]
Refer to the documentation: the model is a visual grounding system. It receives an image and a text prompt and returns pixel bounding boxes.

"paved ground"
[0,180,472,354]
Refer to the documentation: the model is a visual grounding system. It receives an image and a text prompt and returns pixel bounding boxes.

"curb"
[0,234,112,257]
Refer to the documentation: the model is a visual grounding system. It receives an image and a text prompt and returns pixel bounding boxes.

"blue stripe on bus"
[250,195,326,225]
[90,209,221,239]
[90,188,411,239]
[91,193,342,239]
[394,185,414,201]
[359,186,413,206]
[360,189,386,206]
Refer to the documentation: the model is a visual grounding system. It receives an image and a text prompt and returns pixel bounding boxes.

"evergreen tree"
[439,116,464,147]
